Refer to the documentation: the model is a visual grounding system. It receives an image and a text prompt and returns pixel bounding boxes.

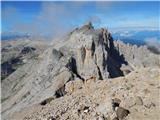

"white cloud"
[145,37,160,54]
[2,2,99,40]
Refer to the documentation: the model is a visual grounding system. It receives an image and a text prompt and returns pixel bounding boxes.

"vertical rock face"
[57,23,127,80]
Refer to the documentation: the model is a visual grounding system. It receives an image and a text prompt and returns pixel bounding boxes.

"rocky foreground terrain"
[1,23,160,120]
[11,67,160,120]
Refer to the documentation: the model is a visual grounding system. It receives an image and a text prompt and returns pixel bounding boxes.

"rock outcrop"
[114,40,160,69]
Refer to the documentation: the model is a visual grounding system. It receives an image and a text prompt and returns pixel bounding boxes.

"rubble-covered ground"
[11,67,160,120]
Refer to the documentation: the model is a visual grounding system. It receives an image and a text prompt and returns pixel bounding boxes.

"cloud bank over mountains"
[2,1,159,39]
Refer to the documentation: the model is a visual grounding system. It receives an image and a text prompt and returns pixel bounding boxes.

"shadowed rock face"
[52,49,63,61]
[61,23,128,80]
[147,46,160,54]
[20,46,36,55]
[1,57,23,80]
[1,62,15,80]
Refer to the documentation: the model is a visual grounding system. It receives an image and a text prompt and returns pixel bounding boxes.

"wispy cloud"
[2,2,101,39]
[145,37,160,54]
[2,1,159,40]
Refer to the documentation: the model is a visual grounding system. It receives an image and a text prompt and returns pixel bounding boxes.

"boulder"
[135,96,143,105]
[65,78,83,94]
[116,107,130,120]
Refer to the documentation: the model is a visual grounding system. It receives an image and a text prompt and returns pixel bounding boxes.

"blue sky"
[1,1,160,37]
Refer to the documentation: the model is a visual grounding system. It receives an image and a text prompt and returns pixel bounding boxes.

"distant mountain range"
[1,32,30,40]
[111,29,160,46]
[1,29,160,46]
[1,32,51,41]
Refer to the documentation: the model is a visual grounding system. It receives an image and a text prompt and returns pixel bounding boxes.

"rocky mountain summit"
[1,23,160,120]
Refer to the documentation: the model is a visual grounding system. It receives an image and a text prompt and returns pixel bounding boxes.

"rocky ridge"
[1,39,49,80]
[1,23,160,120]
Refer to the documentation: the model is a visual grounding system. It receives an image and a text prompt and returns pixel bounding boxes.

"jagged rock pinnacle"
[79,21,94,31]
[85,21,93,28]
[68,22,94,35]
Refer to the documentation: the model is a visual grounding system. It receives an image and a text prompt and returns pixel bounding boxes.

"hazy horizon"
[2,1,159,35]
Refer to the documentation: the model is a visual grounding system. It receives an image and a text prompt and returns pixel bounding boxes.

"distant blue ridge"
[1,33,30,41]
[112,30,160,46]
